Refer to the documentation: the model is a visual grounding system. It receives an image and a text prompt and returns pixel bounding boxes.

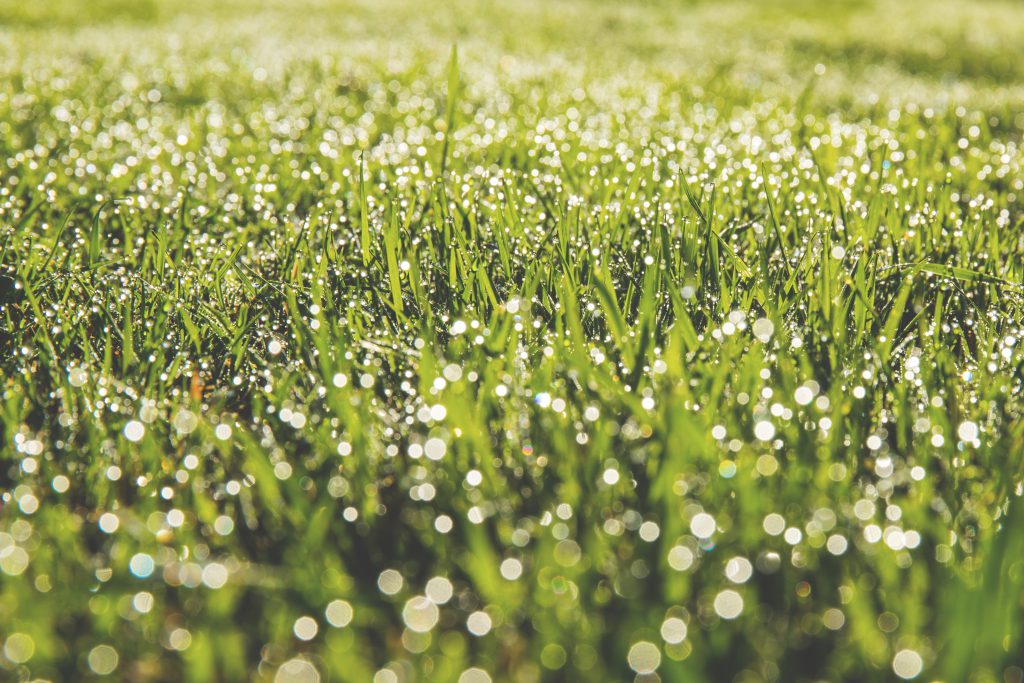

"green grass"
[1,0,1024,681]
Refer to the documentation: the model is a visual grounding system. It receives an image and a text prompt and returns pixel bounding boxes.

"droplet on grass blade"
[690,512,716,539]
[714,590,744,619]
[402,596,439,632]
[892,649,923,679]
[752,317,774,342]
[627,641,661,674]
[325,600,354,627]
[661,617,688,644]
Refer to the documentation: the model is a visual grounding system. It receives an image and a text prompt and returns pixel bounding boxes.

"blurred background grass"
[2,0,1024,87]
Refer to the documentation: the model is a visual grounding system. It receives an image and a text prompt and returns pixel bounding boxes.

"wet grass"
[1,1,1024,681]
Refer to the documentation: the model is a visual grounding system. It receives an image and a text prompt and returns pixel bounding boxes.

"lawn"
[1,0,1024,681]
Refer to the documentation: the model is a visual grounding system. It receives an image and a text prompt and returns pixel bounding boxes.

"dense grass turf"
[2,0,1024,681]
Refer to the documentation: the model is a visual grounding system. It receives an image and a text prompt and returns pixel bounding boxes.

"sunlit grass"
[1,1,1023,681]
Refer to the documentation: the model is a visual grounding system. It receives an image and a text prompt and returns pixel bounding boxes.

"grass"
[1,0,1024,681]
